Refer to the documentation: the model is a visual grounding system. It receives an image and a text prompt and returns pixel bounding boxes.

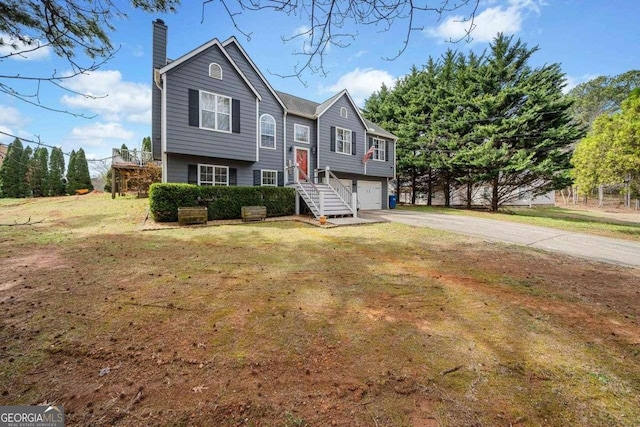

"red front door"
[295,148,309,181]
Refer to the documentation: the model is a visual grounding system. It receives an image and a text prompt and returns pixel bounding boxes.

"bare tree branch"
[0,217,45,226]
[0,0,178,116]
[201,0,480,80]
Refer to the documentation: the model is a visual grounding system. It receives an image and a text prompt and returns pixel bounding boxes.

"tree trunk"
[491,177,499,212]
[598,185,604,207]
[444,179,451,208]
[427,168,432,206]
[411,169,417,205]
[466,181,472,210]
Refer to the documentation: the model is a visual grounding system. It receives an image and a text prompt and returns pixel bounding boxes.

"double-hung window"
[294,124,310,143]
[261,170,277,186]
[260,114,276,149]
[200,91,231,132]
[336,127,352,154]
[372,138,386,161]
[199,164,229,186]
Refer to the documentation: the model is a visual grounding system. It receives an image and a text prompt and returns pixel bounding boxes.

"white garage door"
[357,180,382,210]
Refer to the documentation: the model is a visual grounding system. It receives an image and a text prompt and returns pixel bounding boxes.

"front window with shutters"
[198,164,228,186]
[200,91,231,132]
[372,138,386,161]
[336,127,352,154]
[261,170,277,186]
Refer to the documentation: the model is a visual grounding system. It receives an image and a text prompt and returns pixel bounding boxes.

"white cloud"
[0,33,52,60]
[0,125,13,144]
[0,106,28,127]
[68,122,135,148]
[324,68,395,106]
[562,73,599,94]
[0,106,29,144]
[426,0,543,43]
[60,70,151,124]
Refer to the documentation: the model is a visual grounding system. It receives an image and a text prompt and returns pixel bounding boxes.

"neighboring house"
[0,143,7,169]
[399,184,555,207]
[151,19,396,217]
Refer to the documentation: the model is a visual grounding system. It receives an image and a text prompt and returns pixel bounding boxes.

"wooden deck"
[111,149,161,198]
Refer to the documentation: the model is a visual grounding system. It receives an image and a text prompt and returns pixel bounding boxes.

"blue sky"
[0,0,638,175]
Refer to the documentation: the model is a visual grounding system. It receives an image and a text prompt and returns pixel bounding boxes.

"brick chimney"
[151,19,167,161]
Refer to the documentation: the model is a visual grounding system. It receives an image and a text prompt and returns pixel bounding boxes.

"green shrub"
[149,183,295,222]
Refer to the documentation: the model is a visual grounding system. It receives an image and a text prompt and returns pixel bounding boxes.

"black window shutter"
[187,164,198,184]
[368,136,373,148]
[277,171,284,187]
[253,169,261,186]
[330,126,336,152]
[188,89,199,127]
[351,131,357,155]
[232,99,240,133]
[229,168,237,186]
[385,140,390,161]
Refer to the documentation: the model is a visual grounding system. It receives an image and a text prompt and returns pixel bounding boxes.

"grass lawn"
[398,204,640,242]
[1,194,640,426]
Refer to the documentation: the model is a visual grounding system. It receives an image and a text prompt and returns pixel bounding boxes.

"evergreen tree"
[21,146,33,197]
[66,150,78,194]
[30,147,49,197]
[364,33,582,211]
[49,147,66,196]
[142,136,151,152]
[0,138,29,198]
[75,148,94,191]
[568,70,640,129]
[469,34,582,210]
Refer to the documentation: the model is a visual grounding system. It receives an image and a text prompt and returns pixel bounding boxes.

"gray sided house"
[151,19,396,217]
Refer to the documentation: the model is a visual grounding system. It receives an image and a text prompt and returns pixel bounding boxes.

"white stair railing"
[321,166,356,217]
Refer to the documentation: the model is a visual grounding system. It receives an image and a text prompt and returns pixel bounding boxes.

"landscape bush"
[149,183,296,222]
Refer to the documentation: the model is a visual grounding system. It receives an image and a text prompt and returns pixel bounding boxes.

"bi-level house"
[151,19,396,217]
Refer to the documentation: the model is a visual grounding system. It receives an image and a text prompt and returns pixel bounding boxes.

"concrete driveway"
[362,209,640,268]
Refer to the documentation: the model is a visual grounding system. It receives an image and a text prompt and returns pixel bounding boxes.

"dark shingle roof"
[275,91,318,117]
[275,90,397,140]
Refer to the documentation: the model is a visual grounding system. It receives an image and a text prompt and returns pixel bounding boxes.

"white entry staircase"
[289,166,357,219]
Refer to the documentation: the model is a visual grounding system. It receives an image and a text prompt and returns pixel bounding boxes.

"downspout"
[256,98,260,162]
[363,132,367,176]
[316,116,320,182]
[283,111,288,184]
[161,74,167,183]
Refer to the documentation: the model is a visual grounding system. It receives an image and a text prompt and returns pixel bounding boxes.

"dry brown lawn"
[1,194,639,426]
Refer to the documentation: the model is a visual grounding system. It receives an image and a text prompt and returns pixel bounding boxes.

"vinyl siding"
[223,42,284,174]
[166,153,255,186]
[286,115,317,182]
[364,136,395,178]
[163,44,257,162]
[318,95,367,175]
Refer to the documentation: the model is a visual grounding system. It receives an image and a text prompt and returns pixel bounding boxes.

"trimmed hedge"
[149,183,296,222]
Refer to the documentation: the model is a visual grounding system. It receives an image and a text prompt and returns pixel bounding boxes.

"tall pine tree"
[473,34,582,210]
[75,148,94,191]
[0,138,29,198]
[66,150,78,194]
[30,147,49,197]
[49,147,66,196]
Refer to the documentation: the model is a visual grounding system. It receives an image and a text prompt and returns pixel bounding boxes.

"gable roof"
[158,38,262,101]
[315,89,368,130]
[222,37,286,110]
[276,89,397,139]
